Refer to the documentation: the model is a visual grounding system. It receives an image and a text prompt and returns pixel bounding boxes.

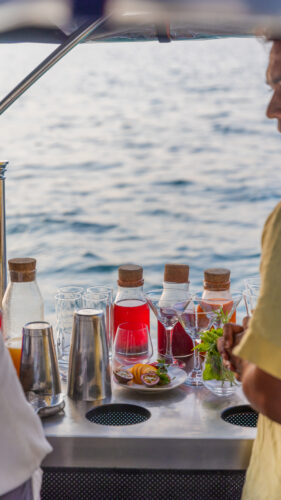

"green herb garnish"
[214,307,230,326]
[195,321,237,385]
[154,359,171,385]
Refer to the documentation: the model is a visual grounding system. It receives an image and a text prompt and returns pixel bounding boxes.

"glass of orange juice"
[6,337,22,376]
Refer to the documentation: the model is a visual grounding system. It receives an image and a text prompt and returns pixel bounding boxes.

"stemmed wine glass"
[244,276,260,295]
[177,301,217,386]
[243,290,259,317]
[146,289,190,366]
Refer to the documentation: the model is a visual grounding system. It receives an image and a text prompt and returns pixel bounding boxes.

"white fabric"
[32,468,43,500]
[0,333,52,496]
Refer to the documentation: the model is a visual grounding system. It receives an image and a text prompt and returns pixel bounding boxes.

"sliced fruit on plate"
[141,372,160,387]
[114,368,133,384]
[129,363,142,384]
[142,365,157,375]
[129,363,158,384]
[137,364,144,384]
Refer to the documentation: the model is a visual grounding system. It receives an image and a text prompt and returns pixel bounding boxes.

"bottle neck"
[202,287,232,299]
[163,281,189,290]
[114,285,145,303]
[160,281,190,302]
[7,278,37,288]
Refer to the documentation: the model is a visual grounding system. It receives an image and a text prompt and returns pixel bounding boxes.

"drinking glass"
[146,289,189,366]
[244,277,259,320]
[244,276,260,295]
[112,322,153,369]
[177,305,217,386]
[83,290,113,358]
[87,285,113,339]
[59,286,84,295]
[243,290,259,317]
[202,357,238,397]
[55,291,83,381]
[5,337,22,376]
[87,286,113,297]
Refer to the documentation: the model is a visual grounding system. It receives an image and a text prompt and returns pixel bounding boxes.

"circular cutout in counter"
[86,403,151,426]
[221,405,258,428]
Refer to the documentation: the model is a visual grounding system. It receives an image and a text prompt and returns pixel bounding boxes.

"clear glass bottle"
[2,258,44,375]
[202,268,235,322]
[113,264,150,339]
[158,263,193,360]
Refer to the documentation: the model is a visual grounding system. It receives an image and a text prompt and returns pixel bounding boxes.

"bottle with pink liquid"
[113,264,150,342]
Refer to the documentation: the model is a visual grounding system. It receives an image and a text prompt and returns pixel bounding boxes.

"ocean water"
[1,37,281,321]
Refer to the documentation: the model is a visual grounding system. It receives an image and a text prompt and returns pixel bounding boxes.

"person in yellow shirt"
[217,41,281,500]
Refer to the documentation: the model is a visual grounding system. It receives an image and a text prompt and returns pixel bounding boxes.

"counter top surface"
[42,380,256,470]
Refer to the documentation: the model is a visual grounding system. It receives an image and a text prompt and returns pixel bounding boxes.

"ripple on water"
[69,222,117,233]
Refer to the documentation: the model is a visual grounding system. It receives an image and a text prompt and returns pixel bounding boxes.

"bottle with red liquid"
[201,268,236,322]
[158,263,193,361]
[113,264,150,341]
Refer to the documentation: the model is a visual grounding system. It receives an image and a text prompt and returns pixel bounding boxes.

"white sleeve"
[0,333,52,496]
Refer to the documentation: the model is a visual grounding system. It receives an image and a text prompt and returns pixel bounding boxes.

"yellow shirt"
[234,200,281,500]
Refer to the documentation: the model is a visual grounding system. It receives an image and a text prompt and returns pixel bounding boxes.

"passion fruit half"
[141,372,160,387]
[114,368,133,384]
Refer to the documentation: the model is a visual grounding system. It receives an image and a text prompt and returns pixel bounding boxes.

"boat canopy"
[0,0,281,44]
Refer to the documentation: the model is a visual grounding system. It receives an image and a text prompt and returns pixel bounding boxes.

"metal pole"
[0,14,111,115]
[0,162,8,301]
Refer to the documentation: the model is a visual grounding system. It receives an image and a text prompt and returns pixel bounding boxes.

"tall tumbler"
[20,321,61,396]
[67,308,111,401]
[85,287,113,358]
[55,290,83,381]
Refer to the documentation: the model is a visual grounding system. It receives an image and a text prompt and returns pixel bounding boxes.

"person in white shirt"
[0,332,52,499]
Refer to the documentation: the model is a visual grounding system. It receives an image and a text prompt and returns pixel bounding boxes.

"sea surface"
[0,37,281,321]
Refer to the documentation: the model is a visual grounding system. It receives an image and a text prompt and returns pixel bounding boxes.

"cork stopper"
[9,258,37,283]
[204,268,231,291]
[164,263,189,284]
[118,264,144,288]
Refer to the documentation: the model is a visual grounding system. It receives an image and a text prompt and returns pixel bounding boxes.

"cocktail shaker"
[67,308,111,401]
[20,321,61,396]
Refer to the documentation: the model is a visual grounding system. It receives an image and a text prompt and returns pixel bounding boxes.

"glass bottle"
[113,264,150,339]
[158,263,193,360]
[202,268,235,322]
[2,258,44,375]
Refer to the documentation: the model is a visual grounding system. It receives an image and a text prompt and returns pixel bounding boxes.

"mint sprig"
[214,307,231,325]
[195,327,236,384]
[155,359,171,385]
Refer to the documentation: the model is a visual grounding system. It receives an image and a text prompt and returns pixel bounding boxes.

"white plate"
[114,365,187,393]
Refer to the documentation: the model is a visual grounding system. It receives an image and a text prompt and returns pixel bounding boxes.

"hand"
[217,317,250,381]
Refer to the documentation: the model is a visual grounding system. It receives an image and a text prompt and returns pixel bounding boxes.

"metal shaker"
[20,321,61,396]
[67,308,111,401]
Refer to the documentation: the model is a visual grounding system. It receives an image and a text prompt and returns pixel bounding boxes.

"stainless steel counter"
[42,382,255,470]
